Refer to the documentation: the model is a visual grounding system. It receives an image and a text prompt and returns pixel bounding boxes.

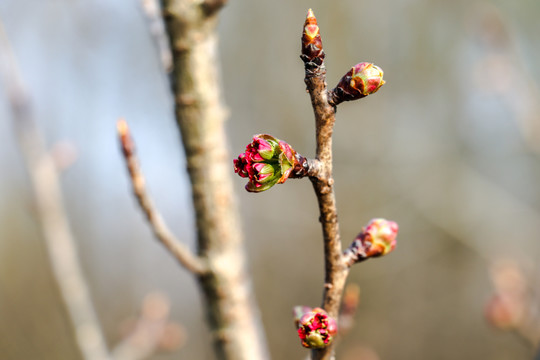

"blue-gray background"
[1,0,540,359]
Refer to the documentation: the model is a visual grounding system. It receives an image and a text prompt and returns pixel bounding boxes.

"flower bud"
[296,307,337,349]
[233,153,249,178]
[330,62,385,105]
[233,134,307,193]
[362,218,398,257]
[485,294,523,330]
[301,9,325,74]
[344,218,398,265]
[245,135,279,162]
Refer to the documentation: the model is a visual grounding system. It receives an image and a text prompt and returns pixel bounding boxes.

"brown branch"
[301,10,349,360]
[158,1,269,359]
[0,21,111,360]
[117,119,208,275]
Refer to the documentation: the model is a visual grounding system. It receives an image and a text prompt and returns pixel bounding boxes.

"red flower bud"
[233,153,249,178]
[485,294,523,330]
[245,135,278,162]
[330,62,385,105]
[344,218,398,265]
[362,218,398,257]
[296,307,337,349]
[233,134,308,193]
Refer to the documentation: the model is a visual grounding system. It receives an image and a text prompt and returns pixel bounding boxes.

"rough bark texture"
[159,1,269,359]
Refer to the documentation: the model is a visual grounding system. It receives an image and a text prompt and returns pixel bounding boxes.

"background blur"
[1,0,540,359]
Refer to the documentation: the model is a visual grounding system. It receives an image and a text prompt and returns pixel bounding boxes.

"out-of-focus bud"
[344,218,398,266]
[234,134,308,193]
[485,294,522,330]
[363,218,398,257]
[301,9,325,75]
[485,261,528,331]
[296,307,337,349]
[339,283,361,335]
[330,62,385,105]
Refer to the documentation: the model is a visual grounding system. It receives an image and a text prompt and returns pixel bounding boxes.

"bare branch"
[0,21,111,360]
[116,119,208,275]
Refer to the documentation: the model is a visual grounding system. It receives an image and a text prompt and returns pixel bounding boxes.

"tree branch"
[0,21,111,360]
[117,119,208,275]
[158,1,269,359]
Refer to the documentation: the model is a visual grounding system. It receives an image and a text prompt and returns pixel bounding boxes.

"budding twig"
[117,119,208,275]
[300,9,349,360]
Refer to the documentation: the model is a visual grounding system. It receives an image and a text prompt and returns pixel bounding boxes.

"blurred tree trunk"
[159,1,270,359]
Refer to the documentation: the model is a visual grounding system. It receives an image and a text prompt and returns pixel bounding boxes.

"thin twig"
[0,21,111,360]
[116,119,208,275]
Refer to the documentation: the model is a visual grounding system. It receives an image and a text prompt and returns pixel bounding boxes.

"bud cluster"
[300,9,325,76]
[330,62,385,105]
[234,134,307,193]
[293,306,337,349]
[344,218,398,266]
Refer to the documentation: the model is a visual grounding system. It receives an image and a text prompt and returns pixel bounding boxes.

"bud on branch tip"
[233,134,308,193]
[301,9,325,75]
[344,218,398,266]
[294,306,337,349]
[330,62,385,106]
[117,118,135,157]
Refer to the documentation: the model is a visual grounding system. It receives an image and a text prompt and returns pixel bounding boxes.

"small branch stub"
[343,218,398,267]
[233,134,309,192]
[329,62,385,106]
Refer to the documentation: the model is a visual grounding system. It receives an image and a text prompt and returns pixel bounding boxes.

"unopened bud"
[301,9,325,75]
[485,294,522,330]
[296,307,337,349]
[234,134,308,193]
[344,218,398,265]
[330,62,385,105]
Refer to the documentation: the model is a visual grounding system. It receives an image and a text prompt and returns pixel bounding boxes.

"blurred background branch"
[0,20,111,360]
[117,119,208,275]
